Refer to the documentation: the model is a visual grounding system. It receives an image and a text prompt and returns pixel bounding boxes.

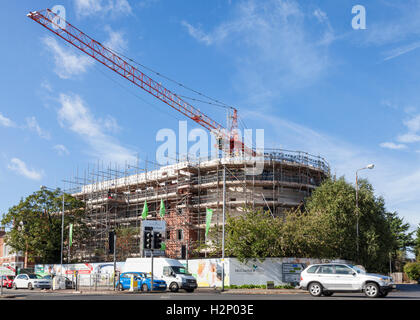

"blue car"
[116,272,167,292]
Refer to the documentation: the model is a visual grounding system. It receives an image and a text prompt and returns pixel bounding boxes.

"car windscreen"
[347,264,366,274]
[171,266,191,275]
[138,273,154,279]
[306,265,319,273]
[28,274,38,279]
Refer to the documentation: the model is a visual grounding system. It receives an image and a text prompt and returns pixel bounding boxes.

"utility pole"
[355,172,359,257]
[68,232,70,264]
[61,193,64,276]
[389,252,392,276]
[151,249,154,292]
[221,165,226,292]
[113,232,116,291]
[186,242,189,272]
[355,164,374,260]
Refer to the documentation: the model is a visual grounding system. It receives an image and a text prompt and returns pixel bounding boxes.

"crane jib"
[27,9,256,156]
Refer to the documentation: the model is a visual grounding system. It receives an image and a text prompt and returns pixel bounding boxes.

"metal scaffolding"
[65,149,330,262]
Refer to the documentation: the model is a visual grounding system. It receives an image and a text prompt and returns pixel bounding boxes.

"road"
[1,284,419,300]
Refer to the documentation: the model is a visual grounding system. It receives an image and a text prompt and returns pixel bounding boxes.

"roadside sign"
[282,263,305,284]
[141,220,166,257]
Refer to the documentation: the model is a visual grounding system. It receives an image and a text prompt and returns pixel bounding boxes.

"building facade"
[70,150,329,262]
[0,227,24,270]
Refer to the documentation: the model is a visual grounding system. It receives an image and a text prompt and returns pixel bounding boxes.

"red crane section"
[27,9,255,156]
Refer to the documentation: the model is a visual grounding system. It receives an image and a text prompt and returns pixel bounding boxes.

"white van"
[123,258,197,292]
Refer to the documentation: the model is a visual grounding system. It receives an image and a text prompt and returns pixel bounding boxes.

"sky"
[0,0,419,232]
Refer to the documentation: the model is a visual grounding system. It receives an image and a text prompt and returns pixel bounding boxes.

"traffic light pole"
[113,233,116,291]
[151,250,154,292]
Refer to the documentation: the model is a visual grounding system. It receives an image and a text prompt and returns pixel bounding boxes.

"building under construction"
[27,10,329,262]
[68,150,329,262]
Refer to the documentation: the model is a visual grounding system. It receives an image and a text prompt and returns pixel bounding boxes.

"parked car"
[123,258,197,292]
[1,275,15,289]
[116,271,167,292]
[13,273,52,290]
[42,275,75,289]
[299,263,396,298]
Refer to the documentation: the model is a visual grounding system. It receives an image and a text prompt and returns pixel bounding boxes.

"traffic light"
[144,231,153,249]
[108,231,115,254]
[153,232,162,249]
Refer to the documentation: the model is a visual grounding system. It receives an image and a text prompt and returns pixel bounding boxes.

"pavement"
[1,284,420,300]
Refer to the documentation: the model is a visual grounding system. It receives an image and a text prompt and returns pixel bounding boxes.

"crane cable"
[103,45,236,110]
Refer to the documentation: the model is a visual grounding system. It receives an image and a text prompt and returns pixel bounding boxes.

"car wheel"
[308,282,323,297]
[13,283,18,290]
[378,290,389,298]
[117,283,124,291]
[364,282,380,298]
[323,291,333,297]
[141,283,148,292]
[28,283,33,290]
[169,282,179,293]
[185,288,194,293]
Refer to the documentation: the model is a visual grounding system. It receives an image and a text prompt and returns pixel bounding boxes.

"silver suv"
[299,263,395,298]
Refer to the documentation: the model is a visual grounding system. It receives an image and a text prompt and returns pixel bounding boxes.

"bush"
[403,262,420,281]
[225,284,295,289]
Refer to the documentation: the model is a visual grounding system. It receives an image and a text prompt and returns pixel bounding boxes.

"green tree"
[195,177,412,274]
[281,177,397,272]
[413,224,420,261]
[1,188,86,264]
[403,262,420,281]
[224,209,283,263]
[385,212,414,271]
[115,226,139,260]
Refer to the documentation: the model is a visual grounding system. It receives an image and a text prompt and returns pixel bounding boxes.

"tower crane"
[27,9,256,157]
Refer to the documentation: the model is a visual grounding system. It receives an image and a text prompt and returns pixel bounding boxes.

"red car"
[1,275,15,289]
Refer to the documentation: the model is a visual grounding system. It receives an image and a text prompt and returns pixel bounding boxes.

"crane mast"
[27,9,255,156]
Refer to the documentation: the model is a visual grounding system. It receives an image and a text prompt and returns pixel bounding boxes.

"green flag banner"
[160,199,166,218]
[142,200,148,219]
[205,208,213,238]
[69,223,73,247]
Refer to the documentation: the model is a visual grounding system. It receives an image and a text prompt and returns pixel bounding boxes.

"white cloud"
[313,8,335,46]
[383,41,420,61]
[41,80,53,92]
[381,100,399,110]
[101,115,121,133]
[379,142,407,150]
[25,117,51,140]
[43,36,94,79]
[394,113,420,144]
[53,144,70,156]
[363,3,420,47]
[397,133,420,143]
[7,158,43,180]
[75,0,103,16]
[57,93,137,164]
[404,114,420,132]
[181,0,333,106]
[103,26,128,53]
[75,0,132,17]
[0,113,16,128]
[181,21,216,46]
[244,110,420,227]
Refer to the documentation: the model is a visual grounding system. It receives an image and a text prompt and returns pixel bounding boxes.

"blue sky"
[1,0,419,231]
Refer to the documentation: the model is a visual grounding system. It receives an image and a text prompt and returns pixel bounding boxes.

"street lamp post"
[221,165,226,292]
[355,164,374,259]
